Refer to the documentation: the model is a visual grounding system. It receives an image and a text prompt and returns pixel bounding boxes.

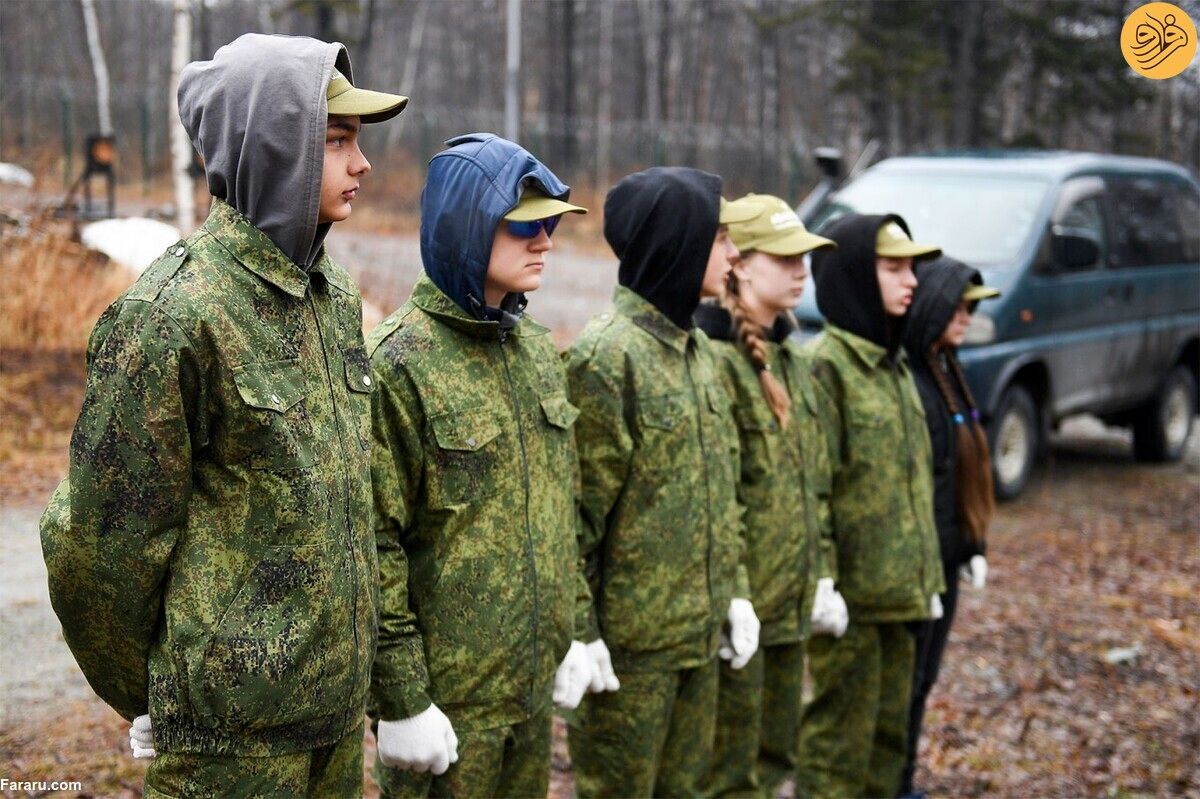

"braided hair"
[926,346,995,548]
[723,273,791,430]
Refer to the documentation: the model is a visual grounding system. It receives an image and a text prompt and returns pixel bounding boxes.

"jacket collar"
[826,322,899,370]
[614,285,690,353]
[205,199,310,298]
[411,275,548,340]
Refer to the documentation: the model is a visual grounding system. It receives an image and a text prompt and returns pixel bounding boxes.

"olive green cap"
[503,187,588,221]
[719,196,759,225]
[326,69,408,123]
[875,220,941,259]
[724,193,836,256]
[962,283,1001,302]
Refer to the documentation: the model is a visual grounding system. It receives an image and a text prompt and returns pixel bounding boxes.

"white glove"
[960,555,988,589]
[129,714,155,759]
[718,598,760,670]
[585,638,621,693]
[377,704,459,775]
[810,577,849,638]
[553,640,593,709]
[930,593,945,620]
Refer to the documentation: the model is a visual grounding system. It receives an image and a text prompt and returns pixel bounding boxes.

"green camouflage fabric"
[569,661,719,799]
[803,323,944,622]
[144,722,364,798]
[374,705,552,799]
[367,274,586,740]
[39,199,376,757]
[704,642,806,798]
[566,285,748,673]
[709,334,829,646]
[797,621,916,799]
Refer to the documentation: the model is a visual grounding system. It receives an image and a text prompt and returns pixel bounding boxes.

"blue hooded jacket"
[420,133,573,321]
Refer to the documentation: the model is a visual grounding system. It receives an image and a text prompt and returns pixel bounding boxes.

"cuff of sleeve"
[373,683,432,722]
[575,601,601,642]
[818,540,838,582]
[734,563,751,600]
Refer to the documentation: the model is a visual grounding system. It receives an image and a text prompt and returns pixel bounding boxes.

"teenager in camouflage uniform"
[39,34,407,797]
[796,214,946,799]
[368,133,592,799]
[693,194,836,798]
[565,167,760,798]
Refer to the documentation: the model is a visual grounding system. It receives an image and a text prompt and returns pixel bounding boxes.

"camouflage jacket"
[804,323,945,622]
[367,276,586,732]
[709,333,831,646]
[567,286,748,672]
[40,199,377,756]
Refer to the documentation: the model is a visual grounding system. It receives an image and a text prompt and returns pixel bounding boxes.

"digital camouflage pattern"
[570,662,719,799]
[705,642,806,798]
[40,199,377,757]
[374,705,552,799]
[144,721,364,798]
[803,323,944,621]
[798,621,916,799]
[367,274,585,736]
[565,285,747,672]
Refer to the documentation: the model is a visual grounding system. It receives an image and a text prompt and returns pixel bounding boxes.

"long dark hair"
[926,346,995,546]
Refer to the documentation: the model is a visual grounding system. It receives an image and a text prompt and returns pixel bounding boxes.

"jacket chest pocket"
[734,401,784,484]
[426,407,511,508]
[231,360,315,470]
[343,345,374,451]
[539,392,579,468]
[634,393,693,475]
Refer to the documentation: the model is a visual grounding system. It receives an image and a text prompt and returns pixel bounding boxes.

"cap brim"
[876,241,942,259]
[962,284,1001,301]
[327,87,409,124]
[719,197,759,224]
[503,196,588,221]
[755,229,837,257]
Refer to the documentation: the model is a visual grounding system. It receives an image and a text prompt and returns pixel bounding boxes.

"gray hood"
[179,33,350,269]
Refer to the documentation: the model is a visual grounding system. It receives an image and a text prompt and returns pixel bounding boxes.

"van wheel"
[1132,366,1196,462]
[989,384,1039,501]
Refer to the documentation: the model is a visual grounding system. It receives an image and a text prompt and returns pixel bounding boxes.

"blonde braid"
[724,275,791,429]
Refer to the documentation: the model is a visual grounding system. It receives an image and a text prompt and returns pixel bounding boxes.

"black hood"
[903,255,984,356]
[812,212,913,356]
[693,301,796,345]
[605,167,721,331]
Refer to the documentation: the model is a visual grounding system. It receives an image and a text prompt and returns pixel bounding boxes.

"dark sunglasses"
[506,216,560,239]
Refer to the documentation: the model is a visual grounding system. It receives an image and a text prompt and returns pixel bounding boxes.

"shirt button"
[599,313,610,321]
[467,437,477,449]
[174,246,186,256]
[270,394,280,405]
[362,375,372,386]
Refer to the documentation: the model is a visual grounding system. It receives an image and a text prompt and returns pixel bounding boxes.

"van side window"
[1173,184,1200,262]
[1108,177,1187,267]
[1058,197,1108,269]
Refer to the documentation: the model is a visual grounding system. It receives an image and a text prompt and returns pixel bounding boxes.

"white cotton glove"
[585,638,621,693]
[553,640,594,709]
[129,714,155,759]
[809,577,849,638]
[960,555,988,589]
[719,598,761,670]
[377,704,459,775]
[930,593,945,620]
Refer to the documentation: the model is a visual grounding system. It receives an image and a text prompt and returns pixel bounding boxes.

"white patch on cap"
[770,210,801,231]
[883,222,909,241]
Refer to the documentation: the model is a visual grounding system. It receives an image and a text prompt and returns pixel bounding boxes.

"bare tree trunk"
[81,0,113,135]
[951,0,982,146]
[387,0,427,147]
[170,0,195,233]
[504,0,521,141]
[595,0,613,188]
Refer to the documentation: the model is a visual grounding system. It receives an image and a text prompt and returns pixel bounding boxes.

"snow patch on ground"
[81,217,182,276]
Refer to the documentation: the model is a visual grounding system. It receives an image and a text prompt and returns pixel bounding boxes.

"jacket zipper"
[891,359,929,600]
[689,342,717,630]
[499,328,539,712]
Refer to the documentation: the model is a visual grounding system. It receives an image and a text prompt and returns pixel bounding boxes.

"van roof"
[873,150,1197,183]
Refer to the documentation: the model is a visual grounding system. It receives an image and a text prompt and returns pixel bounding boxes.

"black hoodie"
[812,212,916,358]
[693,301,796,347]
[902,255,987,566]
[604,167,721,331]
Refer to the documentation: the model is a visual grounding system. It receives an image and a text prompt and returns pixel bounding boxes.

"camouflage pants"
[569,660,718,799]
[142,721,364,798]
[797,621,916,799]
[375,704,552,799]
[705,641,806,798]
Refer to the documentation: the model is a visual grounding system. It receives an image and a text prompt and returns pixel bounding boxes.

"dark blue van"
[796,151,1200,498]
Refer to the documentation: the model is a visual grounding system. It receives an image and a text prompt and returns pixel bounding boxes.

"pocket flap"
[233,360,306,413]
[430,408,503,451]
[343,346,374,394]
[734,402,779,433]
[540,394,580,429]
[638,395,683,430]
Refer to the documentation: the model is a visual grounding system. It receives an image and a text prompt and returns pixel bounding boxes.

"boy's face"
[318,115,370,224]
[700,226,739,298]
[484,218,555,304]
[875,255,918,316]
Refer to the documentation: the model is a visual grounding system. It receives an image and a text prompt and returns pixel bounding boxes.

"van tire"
[1132,366,1196,462]
[989,384,1039,501]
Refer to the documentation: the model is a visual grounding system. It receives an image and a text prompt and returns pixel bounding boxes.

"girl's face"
[701,226,740,298]
[876,256,918,316]
[939,300,973,348]
[734,251,808,315]
[484,219,554,305]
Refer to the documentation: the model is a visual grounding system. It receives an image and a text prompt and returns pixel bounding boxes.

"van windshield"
[812,171,1052,266]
